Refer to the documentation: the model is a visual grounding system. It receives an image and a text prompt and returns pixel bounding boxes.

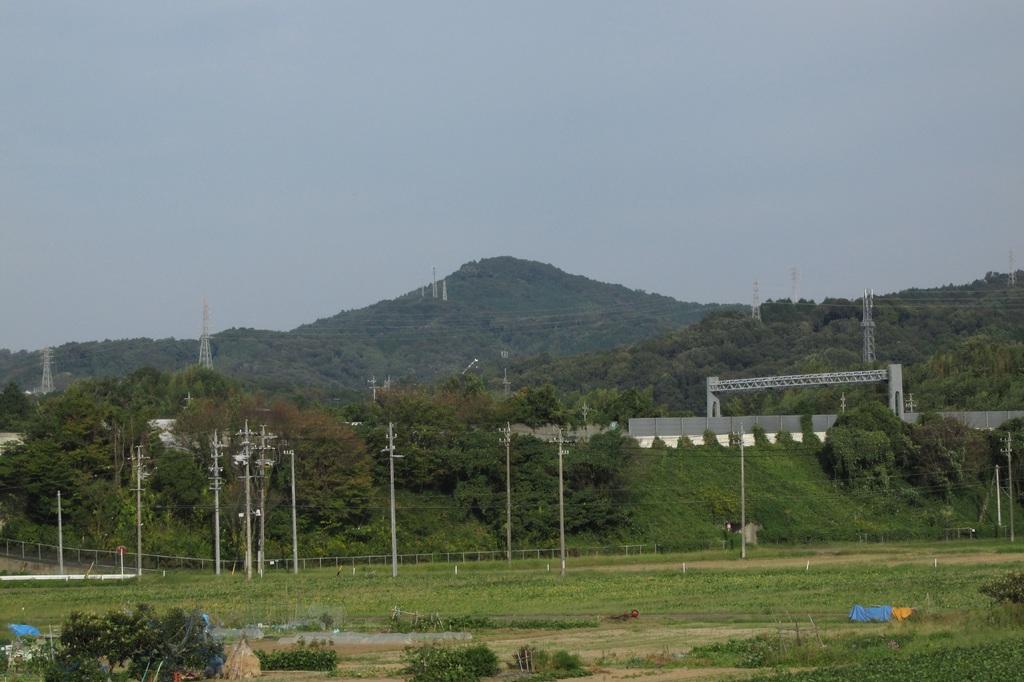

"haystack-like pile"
[222,639,261,679]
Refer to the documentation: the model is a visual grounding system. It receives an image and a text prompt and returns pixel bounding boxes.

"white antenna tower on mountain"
[40,347,54,394]
[1010,250,1017,288]
[790,267,800,303]
[751,280,761,322]
[442,279,448,301]
[198,298,213,369]
[861,288,876,363]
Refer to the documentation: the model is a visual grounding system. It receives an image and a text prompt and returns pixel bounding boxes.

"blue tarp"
[8,624,41,637]
[848,604,893,622]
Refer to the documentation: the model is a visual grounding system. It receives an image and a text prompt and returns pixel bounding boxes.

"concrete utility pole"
[501,423,513,564]
[236,421,254,581]
[210,431,224,575]
[739,432,747,560]
[385,422,401,577]
[57,490,64,575]
[1005,433,1015,543]
[287,448,298,574]
[557,428,567,577]
[256,425,276,577]
[133,445,146,577]
[996,464,1003,529]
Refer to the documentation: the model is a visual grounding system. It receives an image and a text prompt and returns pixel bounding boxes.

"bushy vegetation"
[980,571,1024,604]
[254,644,338,671]
[402,643,499,682]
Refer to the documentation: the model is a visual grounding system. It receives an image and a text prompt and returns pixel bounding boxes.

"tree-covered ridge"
[512,272,1024,415]
[0,256,726,394]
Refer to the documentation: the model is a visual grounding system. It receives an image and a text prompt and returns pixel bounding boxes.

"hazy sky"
[2,2,1022,351]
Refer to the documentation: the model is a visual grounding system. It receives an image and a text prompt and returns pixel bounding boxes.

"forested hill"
[512,271,1024,415]
[0,257,725,394]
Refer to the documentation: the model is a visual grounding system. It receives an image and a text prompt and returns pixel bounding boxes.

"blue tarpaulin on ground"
[848,605,893,622]
[8,624,41,637]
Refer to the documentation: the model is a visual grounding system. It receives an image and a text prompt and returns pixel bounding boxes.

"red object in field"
[630,609,639,618]
[116,545,127,555]
[172,673,182,682]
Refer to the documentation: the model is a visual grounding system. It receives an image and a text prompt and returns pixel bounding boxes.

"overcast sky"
[2,2,1022,351]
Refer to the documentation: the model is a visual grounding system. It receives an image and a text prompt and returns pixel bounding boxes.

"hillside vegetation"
[514,271,1024,415]
[0,257,724,394]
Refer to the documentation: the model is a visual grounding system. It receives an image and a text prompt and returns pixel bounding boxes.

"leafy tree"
[0,381,30,429]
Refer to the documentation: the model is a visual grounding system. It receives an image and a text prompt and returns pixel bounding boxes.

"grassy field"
[3,541,1022,680]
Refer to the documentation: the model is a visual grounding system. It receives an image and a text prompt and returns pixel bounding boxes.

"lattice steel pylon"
[198,298,213,369]
[1010,250,1017,288]
[861,288,875,363]
[751,280,761,322]
[40,347,54,394]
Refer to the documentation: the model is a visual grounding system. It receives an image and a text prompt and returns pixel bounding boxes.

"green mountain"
[0,257,726,394]
[513,271,1024,415]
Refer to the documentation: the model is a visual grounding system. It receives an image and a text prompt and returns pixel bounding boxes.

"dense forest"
[514,271,1024,416]
[0,257,725,395]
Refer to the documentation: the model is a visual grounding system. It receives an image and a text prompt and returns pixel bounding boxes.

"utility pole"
[287,448,298,574]
[256,425,276,577]
[1005,433,1015,543]
[236,421,254,581]
[132,445,147,577]
[751,280,761,322]
[368,376,377,401]
[996,464,1003,530]
[40,347,54,394]
[501,423,513,564]
[862,288,876,363]
[57,490,64,575]
[557,428,567,577]
[739,431,747,560]
[210,431,223,575]
[198,298,213,369]
[385,423,401,577]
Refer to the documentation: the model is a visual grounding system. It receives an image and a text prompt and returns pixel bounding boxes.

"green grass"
[0,545,1018,628]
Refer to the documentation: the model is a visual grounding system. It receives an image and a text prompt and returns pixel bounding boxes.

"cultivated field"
[2,541,1023,680]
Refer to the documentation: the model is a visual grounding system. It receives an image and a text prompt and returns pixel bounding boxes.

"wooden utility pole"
[557,428,567,577]
[501,423,513,565]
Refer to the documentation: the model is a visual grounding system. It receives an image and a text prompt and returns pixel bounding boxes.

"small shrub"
[44,656,108,682]
[255,646,339,671]
[980,571,1024,604]
[403,644,499,682]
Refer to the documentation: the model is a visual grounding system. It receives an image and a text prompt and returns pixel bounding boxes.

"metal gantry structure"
[706,365,904,419]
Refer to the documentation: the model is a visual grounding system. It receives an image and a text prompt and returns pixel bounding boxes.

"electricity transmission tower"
[198,299,213,369]
[1010,250,1017,288]
[40,347,54,394]
[861,289,876,363]
[442,279,448,301]
[790,267,800,303]
[751,281,761,322]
